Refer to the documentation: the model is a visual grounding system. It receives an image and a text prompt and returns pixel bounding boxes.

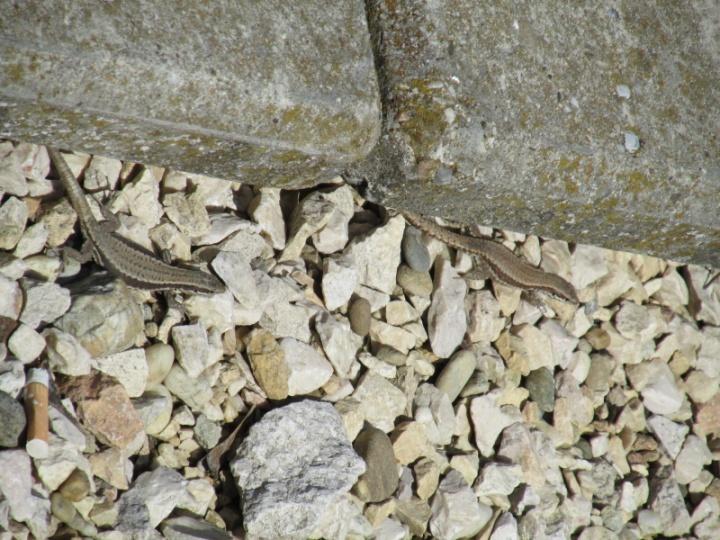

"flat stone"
[696,393,720,437]
[89,448,132,490]
[647,415,688,460]
[43,328,92,376]
[435,349,477,403]
[414,457,441,501]
[310,185,355,254]
[345,215,405,295]
[194,414,222,450]
[133,387,173,437]
[172,323,221,379]
[674,435,712,485]
[348,297,372,337]
[413,383,455,446]
[353,425,399,502]
[230,400,365,539]
[475,462,523,498]
[211,251,261,325]
[1,2,380,185]
[391,421,430,465]
[396,264,433,297]
[7,323,45,364]
[0,449,51,532]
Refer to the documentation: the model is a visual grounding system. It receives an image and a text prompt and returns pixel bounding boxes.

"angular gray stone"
[230,400,365,539]
[1,1,380,186]
[429,470,493,540]
[0,390,25,447]
[117,467,189,531]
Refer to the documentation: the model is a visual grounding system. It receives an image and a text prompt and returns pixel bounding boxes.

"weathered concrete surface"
[359,1,720,266]
[0,1,380,187]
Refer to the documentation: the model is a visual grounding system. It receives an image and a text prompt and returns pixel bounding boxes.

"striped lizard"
[48,147,225,294]
[400,210,579,303]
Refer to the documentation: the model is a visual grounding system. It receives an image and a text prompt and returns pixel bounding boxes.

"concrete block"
[361,1,720,266]
[0,1,380,187]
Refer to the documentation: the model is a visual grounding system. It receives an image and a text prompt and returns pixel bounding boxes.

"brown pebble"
[59,468,91,502]
[349,297,372,337]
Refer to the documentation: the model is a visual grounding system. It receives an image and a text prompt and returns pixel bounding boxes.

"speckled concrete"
[357,0,720,267]
[0,1,380,188]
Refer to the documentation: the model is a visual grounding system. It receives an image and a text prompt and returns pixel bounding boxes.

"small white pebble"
[616,84,631,99]
[624,132,640,153]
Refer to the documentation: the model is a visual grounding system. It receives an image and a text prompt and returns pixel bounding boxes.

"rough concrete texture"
[358,1,719,266]
[0,1,380,187]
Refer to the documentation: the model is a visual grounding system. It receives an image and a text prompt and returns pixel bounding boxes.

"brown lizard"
[48,147,225,294]
[400,210,579,303]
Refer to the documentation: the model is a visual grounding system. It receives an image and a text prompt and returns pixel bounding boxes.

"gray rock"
[19,281,71,329]
[0,390,25,447]
[161,516,232,540]
[646,468,692,536]
[353,425,399,502]
[194,414,222,450]
[429,470,493,540]
[490,512,519,540]
[282,337,333,396]
[674,435,712,485]
[0,196,27,250]
[647,415,688,460]
[526,368,555,413]
[0,449,52,537]
[230,400,365,539]
[402,226,432,272]
[117,467,189,531]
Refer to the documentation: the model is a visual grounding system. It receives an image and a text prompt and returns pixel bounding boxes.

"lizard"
[399,210,580,303]
[48,147,225,294]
